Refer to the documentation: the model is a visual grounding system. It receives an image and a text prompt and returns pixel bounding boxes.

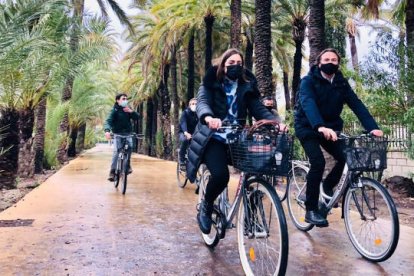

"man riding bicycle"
[178,98,198,170]
[104,93,139,181]
[294,48,383,227]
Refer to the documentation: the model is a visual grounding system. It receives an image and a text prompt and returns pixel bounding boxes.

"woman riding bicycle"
[294,48,383,227]
[104,93,139,181]
[186,48,286,234]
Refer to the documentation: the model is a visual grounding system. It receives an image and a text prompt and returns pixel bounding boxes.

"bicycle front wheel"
[237,178,288,276]
[197,165,220,248]
[287,166,314,231]
[344,177,399,262]
[120,155,128,195]
[176,161,188,188]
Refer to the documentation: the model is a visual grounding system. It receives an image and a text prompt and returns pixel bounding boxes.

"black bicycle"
[112,134,140,195]
[197,120,289,275]
[287,133,399,262]
[177,145,190,188]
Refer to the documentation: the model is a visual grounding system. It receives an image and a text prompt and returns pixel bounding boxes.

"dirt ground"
[1,169,413,227]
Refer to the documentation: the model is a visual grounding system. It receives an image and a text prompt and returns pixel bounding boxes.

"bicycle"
[112,133,140,195]
[197,121,289,275]
[287,133,399,262]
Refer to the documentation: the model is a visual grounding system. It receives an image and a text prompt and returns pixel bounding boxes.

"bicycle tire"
[343,177,399,262]
[237,178,288,276]
[114,155,122,188]
[121,154,128,195]
[176,161,188,188]
[287,166,314,231]
[197,165,220,248]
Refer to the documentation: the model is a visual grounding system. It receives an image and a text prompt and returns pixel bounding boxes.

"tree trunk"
[0,108,19,189]
[308,0,325,65]
[283,71,291,111]
[34,96,46,174]
[348,33,359,71]
[254,0,273,97]
[17,107,36,178]
[67,126,78,157]
[145,98,154,156]
[160,64,173,160]
[230,0,242,49]
[204,15,215,72]
[245,34,254,71]
[291,39,303,108]
[406,0,414,104]
[151,96,158,157]
[76,123,86,153]
[57,1,84,164]
[187,33,195,102]
[170,48,180,152]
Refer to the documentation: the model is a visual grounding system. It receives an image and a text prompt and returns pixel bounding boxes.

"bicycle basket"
[343,136,388,172]
[228,130,293,176]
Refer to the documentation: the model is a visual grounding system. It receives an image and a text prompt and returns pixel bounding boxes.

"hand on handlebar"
[370,129,383,137]
[205,116,222,129]
[318,126,337,141]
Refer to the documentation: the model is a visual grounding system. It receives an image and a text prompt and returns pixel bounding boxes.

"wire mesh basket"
[342,136,388,172]
[228,130,293,176]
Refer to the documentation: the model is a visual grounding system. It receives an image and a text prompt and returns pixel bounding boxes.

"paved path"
[0,144,413,275]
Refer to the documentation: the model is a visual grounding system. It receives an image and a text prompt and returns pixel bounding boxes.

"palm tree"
[273,0,308,109]
[308,0,325,65]
[57,0,132,164]
[231,0,242,48]
[255,0,273,97]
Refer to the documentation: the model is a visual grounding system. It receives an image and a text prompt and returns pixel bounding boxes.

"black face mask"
[226,65,243,80]
[320,63,339,75]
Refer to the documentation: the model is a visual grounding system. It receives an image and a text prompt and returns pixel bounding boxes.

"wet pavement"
[0,144,413,275]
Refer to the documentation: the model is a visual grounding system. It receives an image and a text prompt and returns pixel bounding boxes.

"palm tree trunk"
[0,108,19,189]
[151,96,158,157]
[76,123,86,153]
[187,33,195,102]
[170,48,180,152]
[34,96,46,174]
[204,15,215,72]
[348,33,359,71]
[67,126,78,157]
[144,98,154,156]
[17,107,36,178]
[230,0,242,48]
[283,71,291,111]
[160,64,173,160]
[406,0,414,104]
[291,40,303,108]
[245,34,254,71]
[57,1,84,164]
[308,0,325,65]
[254,0,273,97]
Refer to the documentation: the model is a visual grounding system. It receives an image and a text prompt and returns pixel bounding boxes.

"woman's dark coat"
[186,66,278,182]
[294,65,378,140]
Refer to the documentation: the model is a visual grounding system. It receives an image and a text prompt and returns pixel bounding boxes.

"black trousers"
[300,137,345,211]
[202,139,230,204]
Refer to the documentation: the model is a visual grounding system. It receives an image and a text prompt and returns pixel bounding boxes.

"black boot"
[197,200,213,234]
[305,210,329,227]
[108,169,115,181]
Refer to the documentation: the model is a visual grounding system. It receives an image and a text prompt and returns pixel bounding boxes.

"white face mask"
[190,105,196,112]
[120,100,128,107]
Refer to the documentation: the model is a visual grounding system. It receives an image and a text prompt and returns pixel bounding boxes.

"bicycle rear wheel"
[344,177,399,262]
[176,161,188,188]
[197,165,220,248]
[237,178,288,276]
[287,166,314,231]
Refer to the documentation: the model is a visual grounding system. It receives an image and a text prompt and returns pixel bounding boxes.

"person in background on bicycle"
[294,48,383,227]
[262,95,278,116]
[178,98,198,170]
[186,48,287,234]
[104,93,139,181]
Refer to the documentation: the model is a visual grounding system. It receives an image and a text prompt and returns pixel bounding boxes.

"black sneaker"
[305,210,329,227]
[108,170,115,181]
[197,200,213,234]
